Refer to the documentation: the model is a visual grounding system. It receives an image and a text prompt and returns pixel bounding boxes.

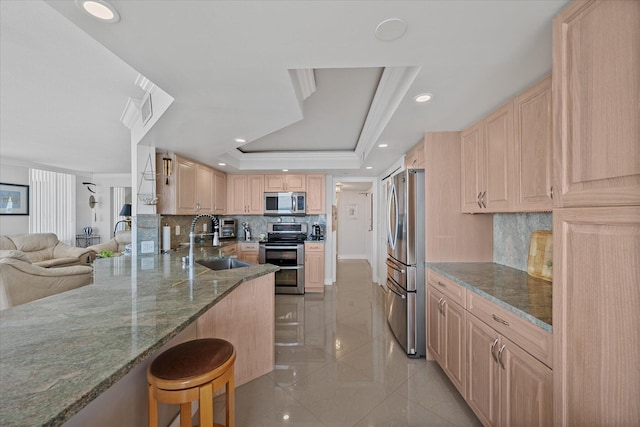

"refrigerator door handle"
[386,259,406,274]
[386,279,406,299]
[387,182,398,250]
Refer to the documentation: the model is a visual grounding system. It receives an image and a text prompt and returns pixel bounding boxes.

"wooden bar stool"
[147,338,236,427]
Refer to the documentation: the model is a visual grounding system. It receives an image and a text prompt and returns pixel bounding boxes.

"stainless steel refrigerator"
[385,169,425,357]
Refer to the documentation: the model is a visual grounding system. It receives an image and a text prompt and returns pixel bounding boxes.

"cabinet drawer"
[221,244,237,255]
[427,269,466,308]
[238,242,258,252]
[467,292,552,368]
[305,243,324,252]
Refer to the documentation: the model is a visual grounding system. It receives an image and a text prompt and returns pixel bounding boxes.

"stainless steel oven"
[259,222,307,294]
[259,242,305,294]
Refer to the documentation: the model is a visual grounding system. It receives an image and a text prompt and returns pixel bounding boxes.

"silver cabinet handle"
[481,191,487,208]
[477,192,482,208]
[437,297,444,313]
[441,299,446,317]
[492,314,510,327]
[550,186,553,199]
[490,338,499,363]
[498,344,506,369]
[437,281,446,288]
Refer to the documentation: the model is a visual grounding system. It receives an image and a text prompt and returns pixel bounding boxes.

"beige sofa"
[0,250,93,310]
[0,233,93,267]
[87,230,131,256]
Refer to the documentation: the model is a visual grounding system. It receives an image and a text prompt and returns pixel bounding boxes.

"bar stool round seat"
[147,338,236,427]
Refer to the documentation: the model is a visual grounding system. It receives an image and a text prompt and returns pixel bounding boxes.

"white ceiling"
[0,0,569,178]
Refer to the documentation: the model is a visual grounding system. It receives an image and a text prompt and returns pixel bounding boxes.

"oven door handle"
[277,266,304,270]
[264,245,301,250]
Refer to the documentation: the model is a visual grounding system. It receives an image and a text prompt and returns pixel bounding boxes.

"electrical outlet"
[175,225,180,235]
[141,241,154,254]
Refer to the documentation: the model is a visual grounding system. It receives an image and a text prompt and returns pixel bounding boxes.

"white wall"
[337,190,371,260]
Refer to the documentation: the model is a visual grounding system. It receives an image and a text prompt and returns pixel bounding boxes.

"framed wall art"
[0,183,29,215]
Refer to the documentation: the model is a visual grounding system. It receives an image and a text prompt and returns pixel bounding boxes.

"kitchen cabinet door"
[461,122,483,213]
[196,164,214,213]
[553,206,640,426]
[176,157,197,214]
[264,174,306,192]
[304,242,324,293]
[513,76,552,212]
[552,0,640,208]
[405,141,425,169]
[238,242,259,264]
[484,103,513,212]
[426,286,444,364]
[213,169,226,214]
[306,174,325,215]
[500,336,552,427]
[226,175,247,214]
[467,314,500,427]
[443,297,466,397]
[246,174,264,214]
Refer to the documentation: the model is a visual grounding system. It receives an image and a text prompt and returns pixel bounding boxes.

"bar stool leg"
[227,365,235,427]
[179,402,191,427]
[148,385,158,427]
[199,382,214,427]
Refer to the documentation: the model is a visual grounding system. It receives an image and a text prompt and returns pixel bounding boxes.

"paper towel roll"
[162,226,171,253]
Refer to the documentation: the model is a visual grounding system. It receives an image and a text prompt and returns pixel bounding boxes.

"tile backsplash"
[494,213,552,271]
[159,214,326,249]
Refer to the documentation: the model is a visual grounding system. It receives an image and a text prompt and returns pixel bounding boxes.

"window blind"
[29,169,76,245]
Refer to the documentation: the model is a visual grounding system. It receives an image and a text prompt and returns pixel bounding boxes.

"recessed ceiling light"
[378,143,389,148]
[234,137,246,143]
[366,166,373,170]
[375,18,407,41]
[76,0,120,23]
[414,93,433,103]
[218,163,226,166]
[282,169,289,172]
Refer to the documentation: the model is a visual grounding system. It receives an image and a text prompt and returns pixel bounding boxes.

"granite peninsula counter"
[0,247,278,427]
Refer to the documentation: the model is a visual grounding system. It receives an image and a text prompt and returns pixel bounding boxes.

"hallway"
[214,260,481,426]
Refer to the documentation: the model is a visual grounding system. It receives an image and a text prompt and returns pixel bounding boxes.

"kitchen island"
[0,247,278,427]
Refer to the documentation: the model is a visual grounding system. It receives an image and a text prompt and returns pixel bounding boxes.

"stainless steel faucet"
[189,214,219,267]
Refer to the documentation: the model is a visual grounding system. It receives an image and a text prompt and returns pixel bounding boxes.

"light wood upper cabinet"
[156,154,226,215]
[552,0,640,208]
[405,141,425,169]
[213,169,226,214]
[513,76,553,212]
[461,103,513,213]
[553,206,640,426]
[264,174,306,192]
[305,174,325,215]
[483,103,513,212]
[226,174,264,215]
[461,123,484,213]
[304,242,324,293]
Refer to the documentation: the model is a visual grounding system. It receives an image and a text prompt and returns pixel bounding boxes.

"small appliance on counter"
[219,218,237,239]
[310,222,324,240]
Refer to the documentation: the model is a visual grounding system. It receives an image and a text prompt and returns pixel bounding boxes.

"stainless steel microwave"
[264,192,306,216]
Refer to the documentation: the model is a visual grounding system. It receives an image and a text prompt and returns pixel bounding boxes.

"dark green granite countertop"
[0,248,278,427]
[426,262,552,332]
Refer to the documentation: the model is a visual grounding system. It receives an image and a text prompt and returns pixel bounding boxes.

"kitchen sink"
[197,258,251,270]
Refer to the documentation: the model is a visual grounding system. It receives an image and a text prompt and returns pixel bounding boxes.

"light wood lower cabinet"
[304,242,324,293]
[196,273,274,387]
[427,285,466,397]
[237,242,259,264]
[467,313,552,427]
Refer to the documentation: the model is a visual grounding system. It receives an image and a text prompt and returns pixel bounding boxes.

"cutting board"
[527,230,553,282]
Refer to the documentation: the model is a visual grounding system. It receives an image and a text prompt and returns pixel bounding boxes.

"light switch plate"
[175,225,180,235]
[141,241,154,254]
